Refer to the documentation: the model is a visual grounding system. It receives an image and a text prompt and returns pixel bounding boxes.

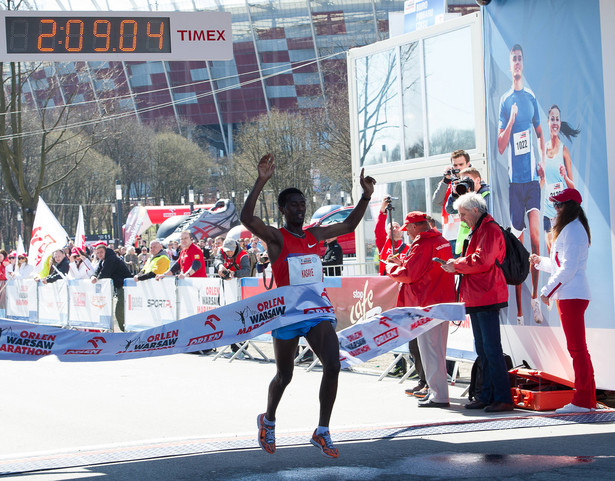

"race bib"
[546,181,564,201]
[288,255,323,286]
[513,129,531,156]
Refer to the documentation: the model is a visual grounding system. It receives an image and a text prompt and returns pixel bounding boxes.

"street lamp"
[326,192,331,205]
[115,180,122,246]
[340,191,345,205]
[231,190,236,204]
[16,209,22,239]
[111,204,116,243]
[160,198,164,206]
[181,195,185,205]
[188,185,194,213]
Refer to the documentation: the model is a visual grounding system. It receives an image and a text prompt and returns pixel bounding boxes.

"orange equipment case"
[509,368,575,411]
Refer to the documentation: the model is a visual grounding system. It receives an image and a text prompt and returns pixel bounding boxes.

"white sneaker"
[531,298,544,324]
[517,316,524,326]
[555,403,591,414]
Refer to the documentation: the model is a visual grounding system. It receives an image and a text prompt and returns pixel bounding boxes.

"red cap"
[401,211,427,231]
[549,188,582,205]
[71,247,84,256]
[8,251,17,258]
[93,241,107,249]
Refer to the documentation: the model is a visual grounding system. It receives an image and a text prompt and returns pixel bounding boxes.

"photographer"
[432,150,471,254]
[214,238,251,280]
[446,167,491,256]
[375,196,410,276]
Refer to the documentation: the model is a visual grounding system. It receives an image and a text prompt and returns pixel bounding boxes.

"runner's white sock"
[315,426,329,435]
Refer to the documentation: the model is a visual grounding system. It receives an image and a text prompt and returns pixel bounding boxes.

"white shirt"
[68,258,95,279]
[14,263,34,279]
[536,218,591,300]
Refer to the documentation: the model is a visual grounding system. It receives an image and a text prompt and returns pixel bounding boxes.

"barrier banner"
[0,282,466,363]
[38,281,68,327]
[0,283,335,361]
[124,277,177,331]
[176,277,223,319]
[68,279,113,330]
[338,303,466,368]
[6,279,37,322]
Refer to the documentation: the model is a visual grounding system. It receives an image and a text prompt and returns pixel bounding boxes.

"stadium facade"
[15,0,477,155]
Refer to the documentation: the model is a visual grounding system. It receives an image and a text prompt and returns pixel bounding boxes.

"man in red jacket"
[442,193,513,413]
[386,211,456,407]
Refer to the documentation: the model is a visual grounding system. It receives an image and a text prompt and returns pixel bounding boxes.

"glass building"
[347,12,485,263]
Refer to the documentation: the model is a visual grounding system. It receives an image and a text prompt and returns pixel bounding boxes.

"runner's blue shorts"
[272,318,337,340]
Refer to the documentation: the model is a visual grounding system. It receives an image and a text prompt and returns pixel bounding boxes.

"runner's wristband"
[361,195,371,202]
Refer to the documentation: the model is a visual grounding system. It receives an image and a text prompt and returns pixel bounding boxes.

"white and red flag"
[28,197,70,272]
[74,206,86,251]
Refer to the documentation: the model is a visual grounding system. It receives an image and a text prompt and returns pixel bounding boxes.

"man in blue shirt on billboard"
[498,43,545,325]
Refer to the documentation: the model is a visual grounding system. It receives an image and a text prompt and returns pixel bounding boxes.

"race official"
[157,231,207,280]
[386,211,455,408]
[134,240,170,281]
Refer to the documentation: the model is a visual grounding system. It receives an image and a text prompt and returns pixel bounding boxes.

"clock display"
[5,16,171,54]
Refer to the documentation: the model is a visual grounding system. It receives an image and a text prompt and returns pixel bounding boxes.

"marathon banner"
[0,281,466,363]
[338,303,465,368]
[0,283,337,361]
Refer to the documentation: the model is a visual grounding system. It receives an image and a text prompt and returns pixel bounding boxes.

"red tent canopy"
[143,204,213,225]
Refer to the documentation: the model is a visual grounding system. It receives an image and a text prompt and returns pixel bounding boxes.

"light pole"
[340,191,345,206]
[16,209,22,240]
[160,198,164,206]
[181,195,185,205]
[111,204,116,243]
[188,185,195,213]
[115,180,122,246]
[326,192,331,205]
[231,190,236,205]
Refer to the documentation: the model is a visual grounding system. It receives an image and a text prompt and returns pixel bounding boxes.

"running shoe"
[531,298,544,324]
[310,430,339,458]
[257,413,276,454]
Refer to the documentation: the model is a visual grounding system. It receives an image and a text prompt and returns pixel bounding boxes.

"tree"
[0,59,111,242]
[150,131,214,205]
[232,109,318,225]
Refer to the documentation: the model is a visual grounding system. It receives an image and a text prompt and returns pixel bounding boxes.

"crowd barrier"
[4,278,114,330]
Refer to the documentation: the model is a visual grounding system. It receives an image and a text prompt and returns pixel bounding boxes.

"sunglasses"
[553,201,564,208]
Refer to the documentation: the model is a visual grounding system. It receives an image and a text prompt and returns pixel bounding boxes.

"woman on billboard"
[540,105,580,251]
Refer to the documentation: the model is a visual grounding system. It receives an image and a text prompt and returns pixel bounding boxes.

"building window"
[312,11,346,36]
[355,49,401,166]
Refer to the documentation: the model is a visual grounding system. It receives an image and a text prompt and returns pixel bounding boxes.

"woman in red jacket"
[442,193,513,413]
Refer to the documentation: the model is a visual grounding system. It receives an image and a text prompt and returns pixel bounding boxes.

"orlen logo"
[374,327,399,347]
[205,314,221,330]
[188,331,223,346]
[64,349,102,355]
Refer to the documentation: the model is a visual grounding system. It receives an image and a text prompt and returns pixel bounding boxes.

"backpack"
[468,354,514,401]
[493,222,530,285]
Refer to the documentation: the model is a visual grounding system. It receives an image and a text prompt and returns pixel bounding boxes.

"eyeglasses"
[553,201,564,208]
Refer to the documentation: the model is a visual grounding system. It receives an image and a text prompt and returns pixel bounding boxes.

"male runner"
[240,153,375,459]
[497,43,545,325]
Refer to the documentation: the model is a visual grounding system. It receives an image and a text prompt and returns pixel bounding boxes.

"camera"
[453,176,475,196]
[445,168,461,179]
[219,269,232,280]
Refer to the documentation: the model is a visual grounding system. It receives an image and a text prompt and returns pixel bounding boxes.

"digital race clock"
[0,11,232,61]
